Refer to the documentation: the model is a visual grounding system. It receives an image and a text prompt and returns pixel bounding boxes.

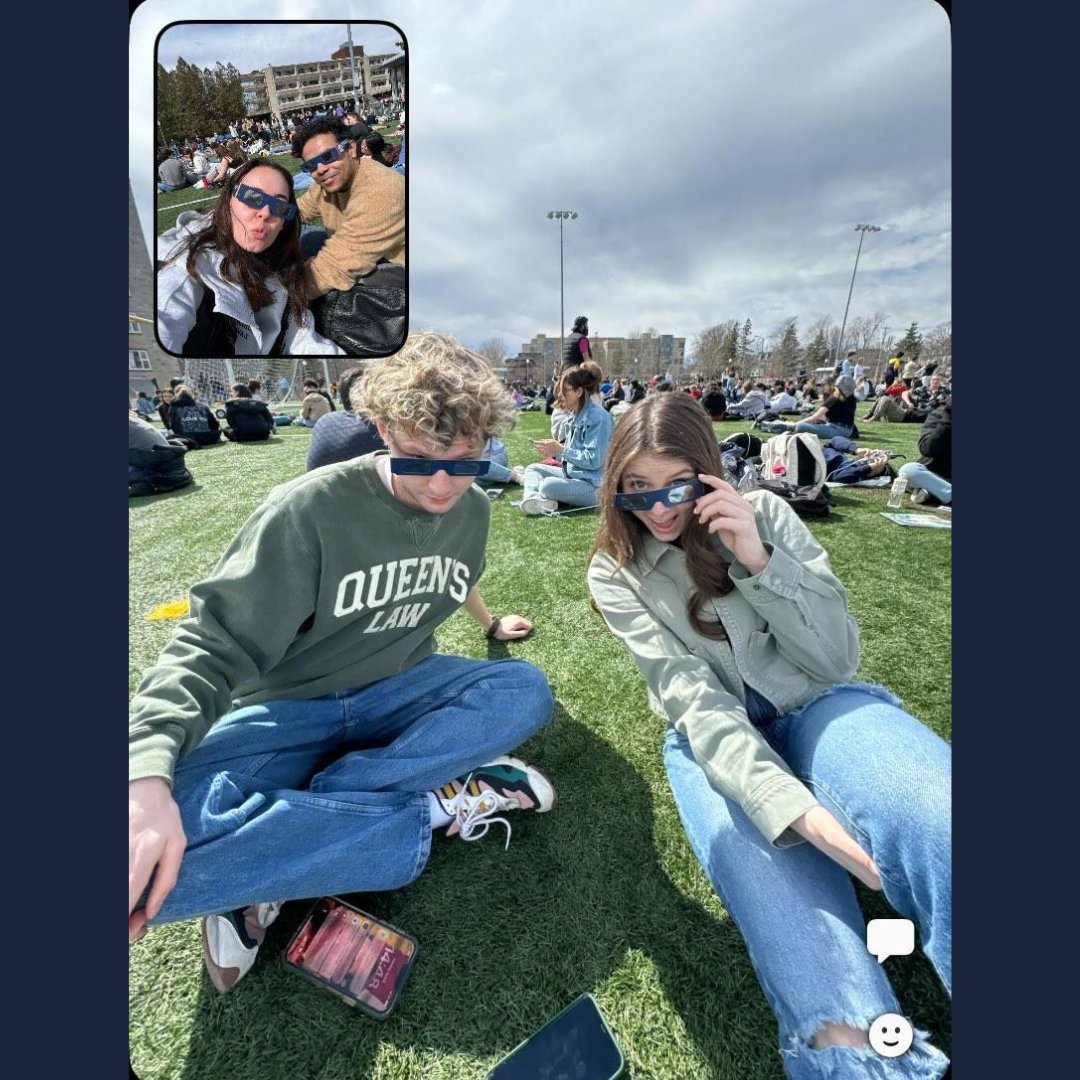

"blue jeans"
[148,655,554,922]
[791,421,855,439]
[523,462,600,508]
[299,224,327,258]
[897,462,951,505]
[478,441,513,486]
[664,684,951,1079]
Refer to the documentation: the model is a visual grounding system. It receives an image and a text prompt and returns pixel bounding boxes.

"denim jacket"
[561,400,614,485]
[588,489,859,846]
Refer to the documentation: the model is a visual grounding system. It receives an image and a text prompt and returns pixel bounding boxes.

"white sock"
[427,790,454,830]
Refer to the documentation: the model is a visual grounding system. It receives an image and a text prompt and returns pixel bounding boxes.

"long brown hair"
[168,159,308,324]
[590,393,735,639]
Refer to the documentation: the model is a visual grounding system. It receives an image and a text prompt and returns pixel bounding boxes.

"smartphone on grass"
[485,993,624,1080]
[283,896,418,1019]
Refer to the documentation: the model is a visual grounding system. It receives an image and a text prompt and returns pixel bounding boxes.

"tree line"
[157,58,246,145]
[691,314,951,382]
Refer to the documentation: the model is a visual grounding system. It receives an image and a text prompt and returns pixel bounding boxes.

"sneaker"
[433,756,557,849]
[520,496,559,516]
[201,901,282,994]
[911,489,941,507]
[509,466,526,485]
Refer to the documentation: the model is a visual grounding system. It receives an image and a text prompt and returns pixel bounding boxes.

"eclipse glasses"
[614,479,704,511]
[389,457,491,477]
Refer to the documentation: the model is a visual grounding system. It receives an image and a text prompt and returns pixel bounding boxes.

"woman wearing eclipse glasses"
[157,159,343,357]
[587,393,951,1078]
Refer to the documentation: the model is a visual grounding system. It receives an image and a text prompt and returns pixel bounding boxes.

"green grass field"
[156,128,402,235]
[128,412,951,1080]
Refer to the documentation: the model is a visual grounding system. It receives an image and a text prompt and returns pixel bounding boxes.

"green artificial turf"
[129,412,951,1079]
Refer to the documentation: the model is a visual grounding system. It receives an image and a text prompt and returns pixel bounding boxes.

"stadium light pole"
[546,210,578,374]
[833,223,880,369]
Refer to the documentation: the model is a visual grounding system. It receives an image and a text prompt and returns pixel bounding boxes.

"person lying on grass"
[129,332,557,993]
[587,392,952,1079]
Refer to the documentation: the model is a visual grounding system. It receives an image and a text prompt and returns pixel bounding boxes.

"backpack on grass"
[760,432,827,499]
[757,432,831,517]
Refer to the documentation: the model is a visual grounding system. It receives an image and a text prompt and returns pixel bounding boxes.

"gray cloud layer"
[132,0,950,354]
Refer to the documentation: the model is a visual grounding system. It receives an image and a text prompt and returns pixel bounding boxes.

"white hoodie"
[156,211,343,356]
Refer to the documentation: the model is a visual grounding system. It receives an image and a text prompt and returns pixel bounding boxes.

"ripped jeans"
[664,684,951,1079]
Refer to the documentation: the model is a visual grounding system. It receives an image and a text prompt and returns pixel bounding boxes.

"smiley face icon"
[868,1013,913,1057]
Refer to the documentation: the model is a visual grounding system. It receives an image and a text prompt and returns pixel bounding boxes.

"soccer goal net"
[178,358,361,408]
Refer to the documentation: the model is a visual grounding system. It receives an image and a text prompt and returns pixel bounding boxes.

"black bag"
[310,262,407,357]
[756,478,832,517]
[129,444,194,497]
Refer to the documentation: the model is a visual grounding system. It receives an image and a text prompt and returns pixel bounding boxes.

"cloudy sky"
[131,0,951,357]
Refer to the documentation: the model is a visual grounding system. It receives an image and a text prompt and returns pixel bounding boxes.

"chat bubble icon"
[866,919,915,963]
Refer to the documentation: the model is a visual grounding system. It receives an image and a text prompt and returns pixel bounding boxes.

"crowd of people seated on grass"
[157,103,406,194]
[131,354,951,516]
[129,335,953,1076]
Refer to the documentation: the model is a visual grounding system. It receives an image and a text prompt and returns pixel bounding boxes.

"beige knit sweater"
[297,157,406,299]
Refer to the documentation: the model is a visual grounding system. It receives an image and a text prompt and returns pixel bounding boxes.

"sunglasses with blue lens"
[389,457,491,477]
[299,141,352,173]
[233,183,297,220]
[614,479,704,511]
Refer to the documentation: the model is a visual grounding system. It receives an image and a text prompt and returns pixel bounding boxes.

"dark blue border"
[117,1,1058,1077]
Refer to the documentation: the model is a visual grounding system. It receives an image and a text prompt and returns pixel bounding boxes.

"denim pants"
[897,462,952,505]
[149,655,554,922]
[478,442,513,486]
[299,225,328,258]
[664,684,951,1079]
[791,421,855,440]
[523,463,600,508]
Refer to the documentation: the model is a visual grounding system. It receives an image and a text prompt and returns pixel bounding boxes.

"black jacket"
[917,403,951,480]
[168,394,221,445]
[225,398,275,441]
[702,390,727,416]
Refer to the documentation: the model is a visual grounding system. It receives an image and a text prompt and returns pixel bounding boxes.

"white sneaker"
[201,901,283,993]
[432,756,557,849]
[520,496,559,516]
[509,466,526,485]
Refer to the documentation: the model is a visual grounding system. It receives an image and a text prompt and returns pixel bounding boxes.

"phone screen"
[486,995,623,1080]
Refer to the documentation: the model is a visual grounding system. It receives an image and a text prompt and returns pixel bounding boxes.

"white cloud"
[132,0,951,353]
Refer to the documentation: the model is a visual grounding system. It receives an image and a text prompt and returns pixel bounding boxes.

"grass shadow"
[153,705,948,1080]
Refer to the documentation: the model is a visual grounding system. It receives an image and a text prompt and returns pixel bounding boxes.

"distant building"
[519,332,686,383]
[240,46,404,119]
[129,183,180,401]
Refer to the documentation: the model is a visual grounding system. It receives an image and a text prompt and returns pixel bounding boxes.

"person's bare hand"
[129,777,187,941]
[532,439,562,457]
[693,474,770,574]
[494,614,533,640]
[791,805,882,890]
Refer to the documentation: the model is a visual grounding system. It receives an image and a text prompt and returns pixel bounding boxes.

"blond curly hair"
[355,331,517,447]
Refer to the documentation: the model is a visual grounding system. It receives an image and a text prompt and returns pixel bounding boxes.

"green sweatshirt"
[129,453,489,785]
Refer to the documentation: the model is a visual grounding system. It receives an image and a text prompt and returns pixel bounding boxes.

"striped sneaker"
[433,756,557,849]
[200,901,282,994]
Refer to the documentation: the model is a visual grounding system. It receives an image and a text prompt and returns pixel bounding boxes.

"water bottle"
[886,476,908,509]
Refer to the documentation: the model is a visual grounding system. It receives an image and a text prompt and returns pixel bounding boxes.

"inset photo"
[153,20,407,359]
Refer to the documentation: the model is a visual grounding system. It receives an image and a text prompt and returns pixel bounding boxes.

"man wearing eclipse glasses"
[291,117,405,301]
[129,333,555,993]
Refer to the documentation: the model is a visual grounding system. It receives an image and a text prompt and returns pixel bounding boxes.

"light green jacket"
[587,489,859,846]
